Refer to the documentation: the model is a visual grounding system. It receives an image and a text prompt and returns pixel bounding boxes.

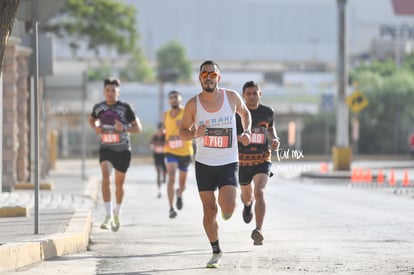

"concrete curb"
[0,169,100,272]
[42,209,91,259]
[0,209,91,272]
[0,207,29,217]
[15,182,54,190]
[300,171,351,179]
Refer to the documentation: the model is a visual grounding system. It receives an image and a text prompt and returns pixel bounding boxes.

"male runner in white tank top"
[180,60,252,268]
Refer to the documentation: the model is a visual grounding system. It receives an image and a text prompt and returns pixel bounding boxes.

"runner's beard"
[203,82,216,93]
[171,104,179,109]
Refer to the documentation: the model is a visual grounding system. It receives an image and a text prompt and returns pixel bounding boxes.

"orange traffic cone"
[358,168,364,183]
[320,162,329,173]
[403,170,410,187]
[389,169,396,187]
[377,169,384,186]
[351,168,358,184]
[364,169,372,184]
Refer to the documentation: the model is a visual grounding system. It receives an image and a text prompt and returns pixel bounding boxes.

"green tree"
[351,59,398,78]
[45,0,138,55]
[0,0,19,74]
[156,40,192,83]
[86,63,112,81]
[119,48,154,82]
[402,52,414,72]
[44,0,153,81]
[352,66,414,154]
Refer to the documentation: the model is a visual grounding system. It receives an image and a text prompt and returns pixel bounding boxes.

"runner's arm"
[89,115,102,134]
[267,110,280,151]
[231,91,251,146]
[232,91,251,133]
[127,117,142,134]
[179,97,198,140]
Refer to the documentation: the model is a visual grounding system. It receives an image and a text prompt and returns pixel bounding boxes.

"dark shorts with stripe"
[195,161,238,192]
[239,161,272,186]
[99,147,131,173]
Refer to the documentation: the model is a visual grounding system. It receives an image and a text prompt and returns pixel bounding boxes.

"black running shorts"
[153,153,166,168]
[195,161,238,192]
[99,148,131,173]
[239,161,272,185]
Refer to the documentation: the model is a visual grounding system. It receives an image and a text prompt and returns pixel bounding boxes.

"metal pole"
[32,0,40,234]
[81,71,87,179]
[336,0,349,148]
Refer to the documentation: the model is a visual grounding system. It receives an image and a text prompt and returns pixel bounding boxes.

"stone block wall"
[3,38,19,191]
[2,37,32,191]
[16,46,31,182]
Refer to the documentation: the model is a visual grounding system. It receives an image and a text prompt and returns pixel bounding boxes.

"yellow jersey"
[164,108,193,156]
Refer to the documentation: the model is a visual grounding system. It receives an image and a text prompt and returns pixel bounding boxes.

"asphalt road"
[7,162,414,275]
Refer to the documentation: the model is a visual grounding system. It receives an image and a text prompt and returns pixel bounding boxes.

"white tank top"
[195,89,238,166]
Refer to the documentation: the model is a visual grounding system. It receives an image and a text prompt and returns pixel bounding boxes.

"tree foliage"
[119,48,154,82]
[86,63,112,81]
[45,0,138,55]
[0,0,19,74]
[44,0,153,81]
[351,58,414,154]
[156,40,192,83]
[351,59,398,78]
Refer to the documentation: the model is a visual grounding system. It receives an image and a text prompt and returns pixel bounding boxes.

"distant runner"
[89,77,142,232]
[150,122,167,198]
[236,80,280,245]
[163,90,194,219]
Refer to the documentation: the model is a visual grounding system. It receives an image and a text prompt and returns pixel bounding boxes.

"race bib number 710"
[203,128,232,148]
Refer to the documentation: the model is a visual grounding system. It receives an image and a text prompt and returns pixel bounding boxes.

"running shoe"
[176,189,183,210]
[206,252,222,268]
[169,208,177,219]
[111,214,120,232]
[100,216,112,229]
[242,203,253,224]
[251,228,264,245]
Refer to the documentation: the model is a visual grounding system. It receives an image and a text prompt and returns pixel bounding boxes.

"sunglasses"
[200,71,218,78]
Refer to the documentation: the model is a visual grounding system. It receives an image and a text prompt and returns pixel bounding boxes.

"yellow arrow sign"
[346,90,368,113]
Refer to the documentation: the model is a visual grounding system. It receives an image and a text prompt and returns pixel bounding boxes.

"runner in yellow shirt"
[163,90,194,218]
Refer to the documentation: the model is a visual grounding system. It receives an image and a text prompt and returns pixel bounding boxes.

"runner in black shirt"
[89,77,142,232]
[236,81,280,245]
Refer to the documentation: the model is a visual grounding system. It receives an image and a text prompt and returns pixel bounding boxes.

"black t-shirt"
[236,104,275,166]
[91,100,136,151]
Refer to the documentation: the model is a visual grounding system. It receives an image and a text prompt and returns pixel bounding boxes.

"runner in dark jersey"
[236,80,280,245]
[150,122,167,198]
[89,77,142,232]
